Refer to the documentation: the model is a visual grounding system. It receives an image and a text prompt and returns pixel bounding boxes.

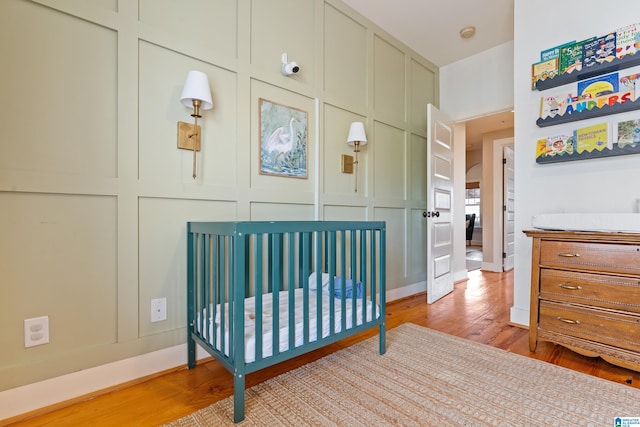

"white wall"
[441,41,514,121]
[441,42,515,279]
[512,0,640,325]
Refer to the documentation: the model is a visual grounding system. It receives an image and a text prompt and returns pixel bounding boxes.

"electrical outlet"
[151,298,167,322]
[24,316,49,348]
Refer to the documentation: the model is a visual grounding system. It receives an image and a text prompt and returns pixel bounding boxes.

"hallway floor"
[466,245,482,271]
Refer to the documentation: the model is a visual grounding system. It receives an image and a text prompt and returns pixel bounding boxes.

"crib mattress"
[201,288,377,363]
[532,213,640,233]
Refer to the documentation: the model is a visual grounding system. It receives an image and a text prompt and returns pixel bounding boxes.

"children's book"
[539,95,566,119]
[532,58,558,90]
[615,23,639,59]
[573,123,610,153]
[541,41,575,62]
[615,118,640,148]
[577,72,619,98]
[619,72,640,100]
[545,135,574,156]
[536,139,548,159]
[582,33,616,68]
[559,38,593,74]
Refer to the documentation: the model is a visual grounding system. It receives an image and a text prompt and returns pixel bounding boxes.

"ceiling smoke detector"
[459,26,476,39]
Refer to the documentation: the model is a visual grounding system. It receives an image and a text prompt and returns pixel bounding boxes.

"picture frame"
[259,98,308,179]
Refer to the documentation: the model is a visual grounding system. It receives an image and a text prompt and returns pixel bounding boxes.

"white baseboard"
[481,261,502,272]
[0,343,213,421]
[453,269,468,283]
[1,281,430,421]
[386,280,426,302]
[510,306,529,327]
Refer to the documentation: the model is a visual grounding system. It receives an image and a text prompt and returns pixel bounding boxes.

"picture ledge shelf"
[535,52,640,91]
[536,98,640,127]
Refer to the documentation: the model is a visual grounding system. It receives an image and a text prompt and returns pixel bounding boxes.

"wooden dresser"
[524,229,640,372]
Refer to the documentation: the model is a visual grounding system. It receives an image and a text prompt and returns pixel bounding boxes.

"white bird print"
[264,117,298,161]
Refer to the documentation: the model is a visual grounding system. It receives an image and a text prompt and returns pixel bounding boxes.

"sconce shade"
[346,122,367,146]
[180,70,213,110]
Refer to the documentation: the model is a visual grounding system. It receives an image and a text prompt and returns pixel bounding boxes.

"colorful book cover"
[582,33,616,68]
[536,139,548,159]
[545,135,574,156]
[620,72,640,100]
[539,95,566,119]
[559,38,593,74]
[577,72,619,98]
[573,123,610,153]
[615,23,639,59]
[616,118,640,148]
[541,41,575,62]
[531,58,558,90]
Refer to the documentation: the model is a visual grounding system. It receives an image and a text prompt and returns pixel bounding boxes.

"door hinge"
[503,158,507,164]
[503,205,507,211]
[503,252,507,259]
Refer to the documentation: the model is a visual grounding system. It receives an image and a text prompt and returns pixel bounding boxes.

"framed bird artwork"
[259,98,308,178]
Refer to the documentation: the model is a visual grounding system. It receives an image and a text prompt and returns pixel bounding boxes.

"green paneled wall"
[0,0,437,391]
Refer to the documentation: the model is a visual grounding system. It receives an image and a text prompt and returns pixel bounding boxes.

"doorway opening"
[463,110,514,273]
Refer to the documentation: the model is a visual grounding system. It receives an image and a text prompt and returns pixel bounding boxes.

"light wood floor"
[6,269,640,426]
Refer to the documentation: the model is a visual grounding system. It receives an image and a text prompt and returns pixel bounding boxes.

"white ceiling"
[341,0,514,67]
[341,0,515,149]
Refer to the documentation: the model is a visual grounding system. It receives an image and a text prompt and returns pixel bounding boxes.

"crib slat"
[350,229,357,328]
[338,229,347,333]
[199,235,207,347]
[221,236,229,358]
[209,235,217,356]
[314,231,322,340]
[270,233,281,357]
[360,229,367,326]
[287,232,296,351]
[254,233,263,363]
[203,234,211,345]
[301,231,311,344]
[328,230,336,335]
[370,230,377,315]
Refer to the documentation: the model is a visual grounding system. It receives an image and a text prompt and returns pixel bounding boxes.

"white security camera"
[281,53,300,76]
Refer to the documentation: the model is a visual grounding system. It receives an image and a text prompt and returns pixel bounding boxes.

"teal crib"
[186,221,386,423]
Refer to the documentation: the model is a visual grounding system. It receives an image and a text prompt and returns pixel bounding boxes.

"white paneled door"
[426,104,454,304]
[503,145,515,271]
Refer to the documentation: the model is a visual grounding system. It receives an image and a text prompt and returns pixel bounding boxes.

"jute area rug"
[165,323,640,426]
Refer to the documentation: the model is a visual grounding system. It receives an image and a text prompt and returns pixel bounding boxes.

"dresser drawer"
[540,240,640,275]
[539,300,640,353]
[540,269,640,314]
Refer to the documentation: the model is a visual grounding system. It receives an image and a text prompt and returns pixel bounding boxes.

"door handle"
[424,211,440,218]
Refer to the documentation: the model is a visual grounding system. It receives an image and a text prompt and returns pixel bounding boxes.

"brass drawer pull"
[558,284,582,290]
[557,316,580,324]
[557,253,580,257]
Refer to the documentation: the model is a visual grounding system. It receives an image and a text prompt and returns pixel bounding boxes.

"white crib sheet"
[200,288,378,363]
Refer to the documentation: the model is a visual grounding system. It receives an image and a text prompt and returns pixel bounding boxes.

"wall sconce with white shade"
[341,122,367,192]
[178,70,213,179]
